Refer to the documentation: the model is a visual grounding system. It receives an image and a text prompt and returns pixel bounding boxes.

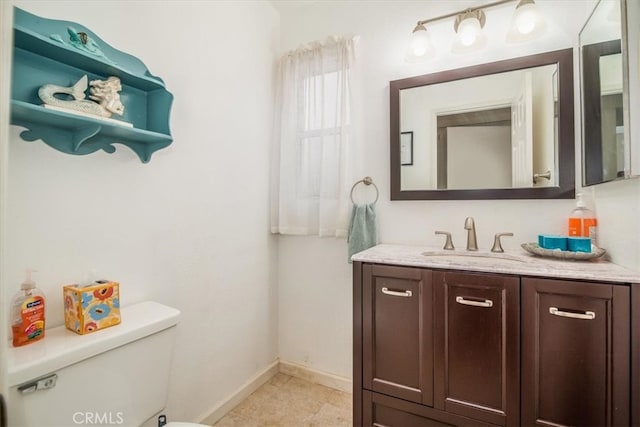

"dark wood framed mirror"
[582,39,623,186]
[390,48,575,200]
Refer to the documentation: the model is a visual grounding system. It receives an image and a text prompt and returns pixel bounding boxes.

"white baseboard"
[197,359,280,425]
[279,360,352,394]
[196,359,352,425]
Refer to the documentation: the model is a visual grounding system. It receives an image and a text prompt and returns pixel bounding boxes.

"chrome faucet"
[464,217,478,251]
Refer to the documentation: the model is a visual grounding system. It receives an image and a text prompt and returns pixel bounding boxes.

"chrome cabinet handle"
[455,296,493,308]
[549,307,595,320]
[381,287,412,297]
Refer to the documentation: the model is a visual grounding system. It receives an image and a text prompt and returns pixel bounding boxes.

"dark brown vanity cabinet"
[433,271,520,426]
[521,277,630,427]
[354,262,635,427]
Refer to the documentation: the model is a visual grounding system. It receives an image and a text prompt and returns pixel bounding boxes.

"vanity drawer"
[363,390,496,427]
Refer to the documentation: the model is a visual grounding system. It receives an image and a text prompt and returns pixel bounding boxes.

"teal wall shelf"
[11,8,174,163]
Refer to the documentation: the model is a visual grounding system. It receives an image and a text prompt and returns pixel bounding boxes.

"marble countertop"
[352,244,640,284]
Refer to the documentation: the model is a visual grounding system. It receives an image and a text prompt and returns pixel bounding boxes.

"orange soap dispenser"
[11,269,46,347]
[568,193,597,244]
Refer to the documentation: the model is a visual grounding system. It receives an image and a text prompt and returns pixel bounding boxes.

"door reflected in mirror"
[580,0,627,186]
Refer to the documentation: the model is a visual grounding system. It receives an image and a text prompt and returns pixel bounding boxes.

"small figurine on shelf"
[38,75,127,122]
[89,76,125,116]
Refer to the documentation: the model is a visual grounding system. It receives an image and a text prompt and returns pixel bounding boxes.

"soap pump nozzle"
[21,268,36,291]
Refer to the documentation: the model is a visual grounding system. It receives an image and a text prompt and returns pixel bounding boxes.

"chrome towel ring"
[350,176,379,204]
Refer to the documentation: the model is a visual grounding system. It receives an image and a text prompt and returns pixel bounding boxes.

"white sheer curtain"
[270,36,357,237]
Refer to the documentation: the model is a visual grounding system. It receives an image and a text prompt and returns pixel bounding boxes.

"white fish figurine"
[38,75,124,118]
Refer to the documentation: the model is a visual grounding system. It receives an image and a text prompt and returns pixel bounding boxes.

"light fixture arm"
[416,0,517,26]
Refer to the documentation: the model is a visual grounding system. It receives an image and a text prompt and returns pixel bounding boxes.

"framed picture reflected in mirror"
[401,131,413,166]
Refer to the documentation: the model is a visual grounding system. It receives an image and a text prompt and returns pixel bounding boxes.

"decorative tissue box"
[63,281,121,335]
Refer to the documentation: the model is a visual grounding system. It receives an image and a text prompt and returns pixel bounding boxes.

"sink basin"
[421,250,527,264]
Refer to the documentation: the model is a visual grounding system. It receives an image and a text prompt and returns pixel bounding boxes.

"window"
[271,37,356,237]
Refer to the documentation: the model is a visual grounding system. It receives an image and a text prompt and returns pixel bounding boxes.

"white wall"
[4,0,279,424]
[592,178,640,268]
[276,0,640,381]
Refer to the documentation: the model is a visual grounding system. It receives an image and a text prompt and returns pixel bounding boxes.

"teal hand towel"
[348,203,377,263]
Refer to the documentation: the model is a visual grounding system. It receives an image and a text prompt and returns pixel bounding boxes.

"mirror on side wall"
[390,49,575,200]
[580,0,628,186]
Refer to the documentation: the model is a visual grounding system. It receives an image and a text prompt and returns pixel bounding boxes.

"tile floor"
[213,373,352,426]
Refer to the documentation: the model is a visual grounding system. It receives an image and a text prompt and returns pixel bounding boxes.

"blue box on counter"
[567,237,591,253]
[538,235,568,251]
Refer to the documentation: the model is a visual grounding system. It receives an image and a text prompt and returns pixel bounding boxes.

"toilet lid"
[165,423,209,427]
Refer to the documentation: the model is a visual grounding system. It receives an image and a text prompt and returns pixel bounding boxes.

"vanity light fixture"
[452,9,487,53]
[513,0,538,33]
[407,0,546,60]
[409,23,435,58]
[506,0,546,42]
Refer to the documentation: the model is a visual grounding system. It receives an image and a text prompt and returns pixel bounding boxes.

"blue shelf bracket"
[15,120,116,156]
[72,125,103,152]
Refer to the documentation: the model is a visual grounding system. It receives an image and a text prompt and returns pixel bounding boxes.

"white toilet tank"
[7,301,180,427]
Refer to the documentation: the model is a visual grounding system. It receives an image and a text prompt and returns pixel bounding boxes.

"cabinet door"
[434,271,520,426]
[363,264,433,406]
[522,278,630,427]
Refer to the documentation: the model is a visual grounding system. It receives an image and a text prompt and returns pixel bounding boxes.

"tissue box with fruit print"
[63,281,121,335]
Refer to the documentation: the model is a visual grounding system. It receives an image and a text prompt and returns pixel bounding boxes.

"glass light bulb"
[515,3,537,34]
[458,17,481,47]
[410,26,431,57]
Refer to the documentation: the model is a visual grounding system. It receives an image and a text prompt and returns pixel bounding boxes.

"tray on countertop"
[521,242,606,260]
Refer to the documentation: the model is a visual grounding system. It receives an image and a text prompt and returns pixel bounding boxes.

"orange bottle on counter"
[11,269,46,347]
[568,193,597,244]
